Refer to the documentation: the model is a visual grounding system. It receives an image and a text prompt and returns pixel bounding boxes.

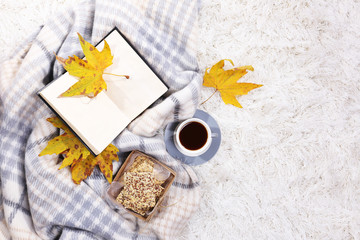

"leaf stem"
[200,90,218,105]
[103,72,129,79]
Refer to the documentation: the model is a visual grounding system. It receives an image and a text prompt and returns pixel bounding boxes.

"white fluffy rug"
[1,0,360,239]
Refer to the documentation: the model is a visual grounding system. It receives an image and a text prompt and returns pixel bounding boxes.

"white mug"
[174,118,214,157]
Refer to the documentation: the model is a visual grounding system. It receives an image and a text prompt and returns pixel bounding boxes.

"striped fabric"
[0,0,201,239]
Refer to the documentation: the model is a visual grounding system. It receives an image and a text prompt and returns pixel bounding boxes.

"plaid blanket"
[0,0,201,239]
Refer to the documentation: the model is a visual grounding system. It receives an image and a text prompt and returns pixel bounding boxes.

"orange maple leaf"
[56,33,128,98]
[39,117,119,184]
[203,59,262,108]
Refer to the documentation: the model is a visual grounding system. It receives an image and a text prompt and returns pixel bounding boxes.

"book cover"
[38,27,168,155]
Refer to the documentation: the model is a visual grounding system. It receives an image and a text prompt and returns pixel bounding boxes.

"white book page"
[101,31,168,120]
[39,29,168,155]
[39,74,131,155]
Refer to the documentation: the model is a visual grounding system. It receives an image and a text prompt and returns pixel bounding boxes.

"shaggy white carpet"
[1,0,360,239]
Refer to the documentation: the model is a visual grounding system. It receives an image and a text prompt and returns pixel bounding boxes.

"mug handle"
[211,133,218,138]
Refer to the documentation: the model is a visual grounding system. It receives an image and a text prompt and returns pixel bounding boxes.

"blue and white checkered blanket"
[0,0,201,239]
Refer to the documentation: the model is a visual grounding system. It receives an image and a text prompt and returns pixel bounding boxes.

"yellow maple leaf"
[71,144,119,184]
[56,33,128,98]
[39,117,119,184]
[203,59,262,108]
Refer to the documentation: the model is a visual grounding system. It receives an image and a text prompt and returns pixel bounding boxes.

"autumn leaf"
[39,117,119,184]
[71,144,119,184]
[203,59,262,108]
[39,117,90,170]
[56,33,128,98]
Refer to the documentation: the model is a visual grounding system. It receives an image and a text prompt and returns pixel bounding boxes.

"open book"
[38,28,168,155]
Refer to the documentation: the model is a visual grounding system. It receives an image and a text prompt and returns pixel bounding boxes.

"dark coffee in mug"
[179,121,208,150]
